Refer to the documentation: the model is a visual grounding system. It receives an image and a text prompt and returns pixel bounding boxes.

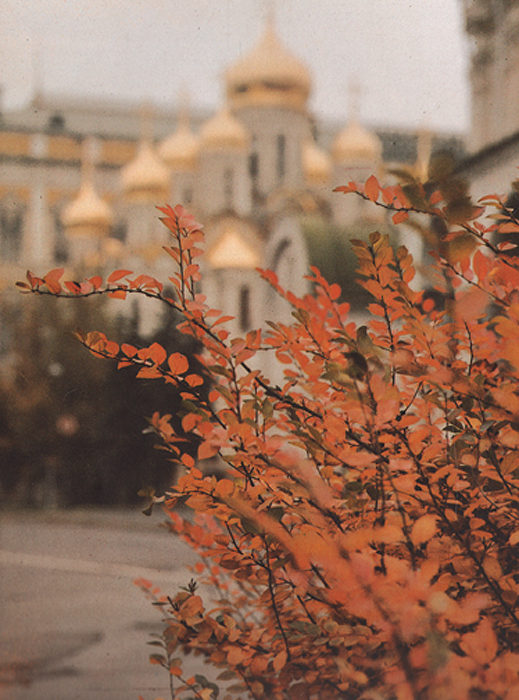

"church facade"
[0,18,463,356]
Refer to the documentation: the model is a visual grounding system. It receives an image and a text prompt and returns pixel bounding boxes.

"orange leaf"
[168,353,189,375]
[198,440,220,461]
[460,618,498,665]
[64,281,82,294]
[482,556,502,580]
[273,650,287,672]
[364,175,380,203]
[184,263,199,279]
[107,289,127,300]
[107,269,133,283]
[333,182,357,194]
[44,268,64,294]
[328,283,341,300]
[121,344,137,357]
[227,647,245,667]
[392,210,409,225]
[498,222,519,234]
[214,479,235,498]
[181,453,195,468]
[182,413,201,432]
[411,514,437,546]
[88,275,103,290]
[147,342,167,366]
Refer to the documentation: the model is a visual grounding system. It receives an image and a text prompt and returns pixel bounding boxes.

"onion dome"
[332,120,383,164]
[199,105,250,152]
[303,139,332,185]
[226,18,311,110]
[206,224,261,269]
[159,120,199,171]
[62,179,113,238]
[121,140,170,203]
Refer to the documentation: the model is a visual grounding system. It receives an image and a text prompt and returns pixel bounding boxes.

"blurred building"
[459,0,519,201]
[0,17,465,350]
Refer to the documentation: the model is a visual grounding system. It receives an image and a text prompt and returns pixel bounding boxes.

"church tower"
[225,13,313,214]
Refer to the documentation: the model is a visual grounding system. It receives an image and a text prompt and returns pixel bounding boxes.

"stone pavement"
[0,507,204,700]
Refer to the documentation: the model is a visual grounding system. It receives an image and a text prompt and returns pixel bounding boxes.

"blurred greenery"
[301,215,396,310]
[0,292,199,507]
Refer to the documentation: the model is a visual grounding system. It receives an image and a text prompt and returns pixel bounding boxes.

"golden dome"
[199,106,250,152]
[226,19,311,110]
[62,180,113,238]
[159,121,199,170]
[121,141,170,203]
[303,139,332,185]
[206,223,261,269]
[332,120,383,164]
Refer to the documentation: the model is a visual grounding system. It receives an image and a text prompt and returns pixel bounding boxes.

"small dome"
[206,224,261,269]
[226,20,311,110]
[62,181,113,238]
[303,139,332,185]
[199,106,250,152]
[121,141,170,203]
[159,122,199,171]
[332,121,383,164]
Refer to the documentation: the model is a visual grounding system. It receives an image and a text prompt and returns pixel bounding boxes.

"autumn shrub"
[18,178,519,700]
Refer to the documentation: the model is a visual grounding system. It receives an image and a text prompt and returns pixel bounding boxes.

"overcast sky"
[1,0,471,133]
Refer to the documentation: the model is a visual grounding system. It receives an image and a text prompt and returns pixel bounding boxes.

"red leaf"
[328,283,341,300]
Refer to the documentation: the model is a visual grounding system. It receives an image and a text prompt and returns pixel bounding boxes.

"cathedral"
[0,17,464,354]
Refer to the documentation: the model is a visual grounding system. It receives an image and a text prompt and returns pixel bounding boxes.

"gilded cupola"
[225,16,311,111]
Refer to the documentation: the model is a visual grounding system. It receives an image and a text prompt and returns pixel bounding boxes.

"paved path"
[0,508,201,700]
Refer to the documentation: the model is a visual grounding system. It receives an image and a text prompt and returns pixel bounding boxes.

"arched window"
[0,198,25,262]
[239,285,251,331]
[277,134,286,183]
[224,168,234,210]
[51,206,68,264]
[249,152,259,180]
[183,187,193,205]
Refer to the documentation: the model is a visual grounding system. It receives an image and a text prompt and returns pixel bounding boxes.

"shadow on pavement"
[0,632,103,688]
